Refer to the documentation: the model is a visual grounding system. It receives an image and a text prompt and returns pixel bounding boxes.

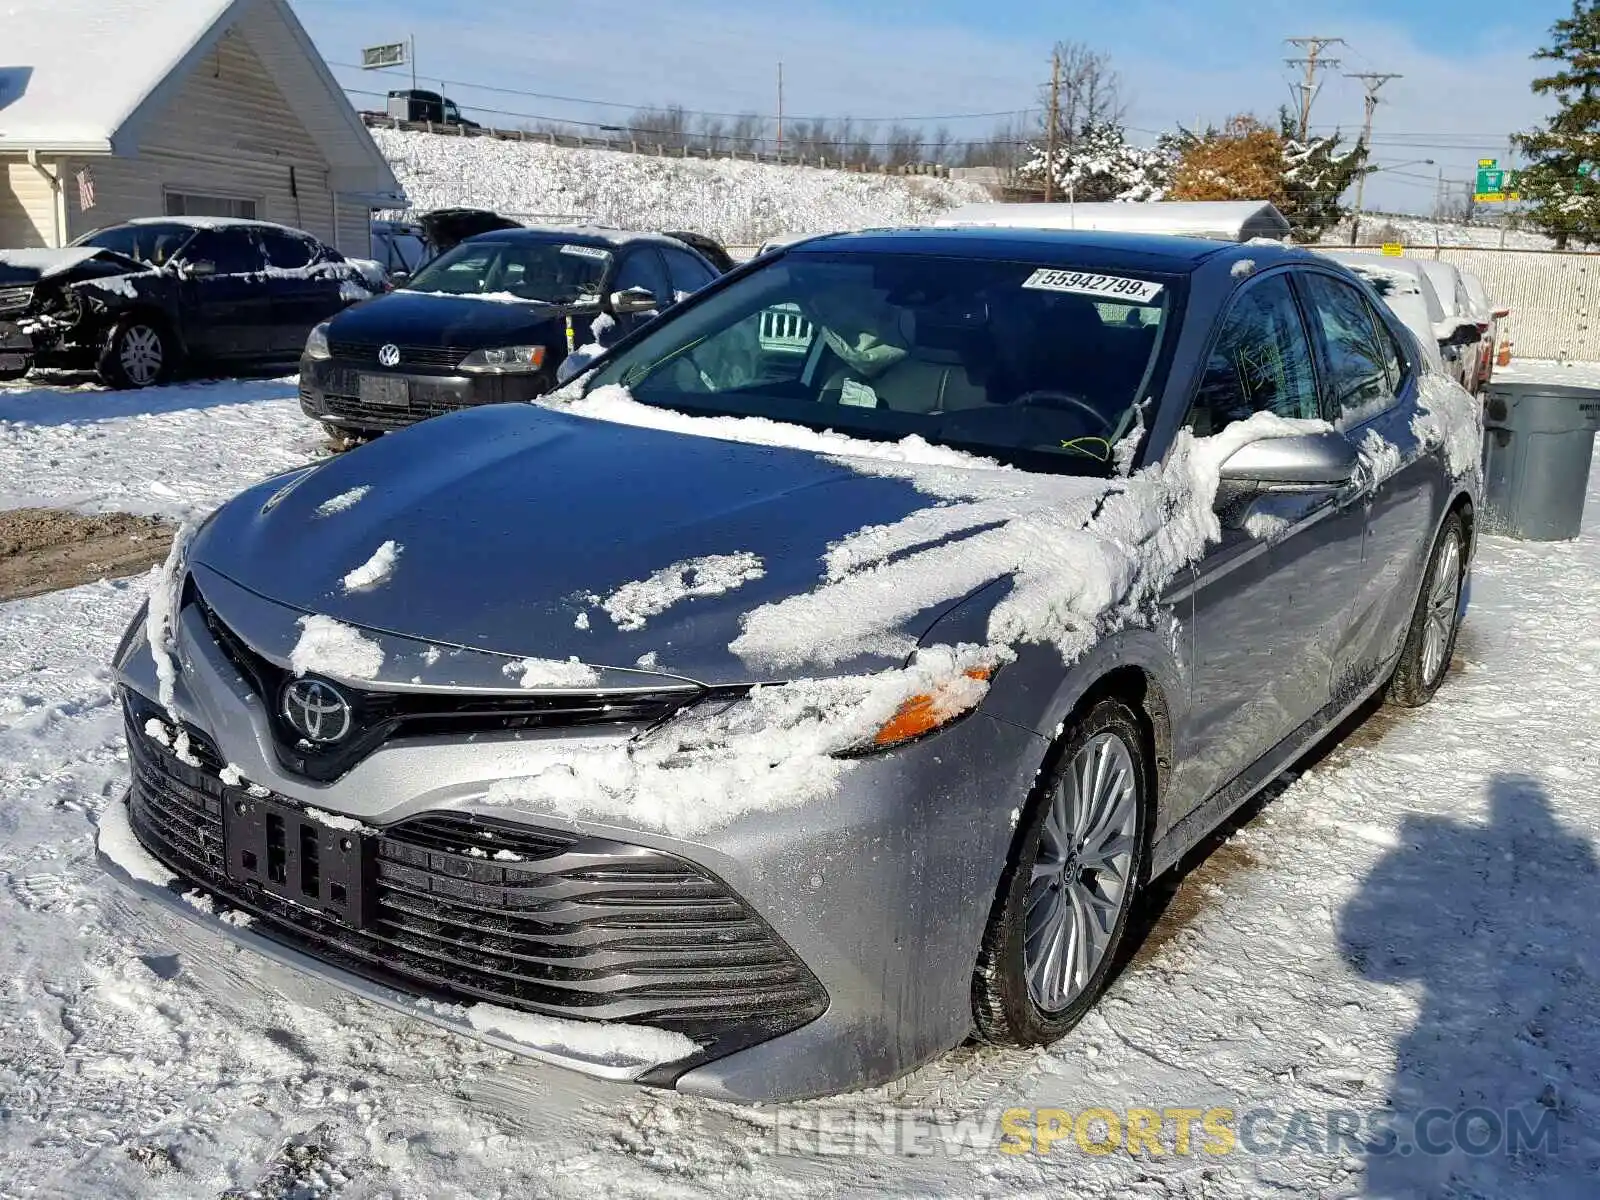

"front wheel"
[973,698,1149,1045]
[98,317,175,389]
[1387,511,1466,707]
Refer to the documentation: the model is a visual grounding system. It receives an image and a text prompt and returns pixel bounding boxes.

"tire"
[98,316,175,389]
[973,698,1150,1045]
[1387,510,1466,708]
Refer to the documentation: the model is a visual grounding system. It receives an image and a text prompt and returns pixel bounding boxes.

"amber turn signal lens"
[872,668,993,748]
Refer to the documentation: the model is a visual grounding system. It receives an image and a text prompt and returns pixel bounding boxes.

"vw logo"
[377,343,401,368]
[281,678,354,744]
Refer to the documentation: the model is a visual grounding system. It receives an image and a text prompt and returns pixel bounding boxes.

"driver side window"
[1187,273,1320,436]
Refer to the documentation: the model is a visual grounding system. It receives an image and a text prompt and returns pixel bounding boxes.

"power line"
[1285,36,1345,140]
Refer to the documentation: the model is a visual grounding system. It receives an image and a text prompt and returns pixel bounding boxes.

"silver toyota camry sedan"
[101,227,1481,1101]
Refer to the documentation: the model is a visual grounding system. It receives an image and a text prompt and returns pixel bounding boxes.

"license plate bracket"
[358,373,409,407]
[223,793,371,927]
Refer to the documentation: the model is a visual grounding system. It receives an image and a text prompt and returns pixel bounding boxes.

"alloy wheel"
[1023,731,1139,1013]
[119,325,164,386]
[1420,529,1462,687]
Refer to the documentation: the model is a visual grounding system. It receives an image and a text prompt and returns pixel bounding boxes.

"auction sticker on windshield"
[560,244,611,260]
[1022,269,1163,302]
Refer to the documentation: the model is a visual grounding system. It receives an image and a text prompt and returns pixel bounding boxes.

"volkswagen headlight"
[303,322,331,361]
[459,345,547,374]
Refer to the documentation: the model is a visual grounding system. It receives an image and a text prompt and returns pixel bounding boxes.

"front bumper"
[108,574,1049,1101]
[298,357,549,432]
[0,321,31,378]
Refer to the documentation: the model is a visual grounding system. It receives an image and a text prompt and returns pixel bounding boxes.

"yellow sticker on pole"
[1380,243,1404,257]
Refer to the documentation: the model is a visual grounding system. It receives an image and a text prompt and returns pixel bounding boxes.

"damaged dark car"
[0,218,378,388]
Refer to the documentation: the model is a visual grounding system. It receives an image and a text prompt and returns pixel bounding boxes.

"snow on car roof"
[121,216,312,235]
[494,225,688,249]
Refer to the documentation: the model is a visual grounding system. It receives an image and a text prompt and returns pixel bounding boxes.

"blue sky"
[294,0,1568,214]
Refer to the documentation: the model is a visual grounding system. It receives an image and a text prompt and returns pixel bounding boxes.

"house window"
[164,191,259,220]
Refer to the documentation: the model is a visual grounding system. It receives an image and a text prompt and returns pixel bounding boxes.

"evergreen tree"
[1278,107,1367,242]
[1020,122,1171,201]
[1514,0,1600,248]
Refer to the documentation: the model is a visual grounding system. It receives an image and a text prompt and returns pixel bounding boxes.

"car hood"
[0,246,145,286]
[325,288,580,348]
[192,403,993,684]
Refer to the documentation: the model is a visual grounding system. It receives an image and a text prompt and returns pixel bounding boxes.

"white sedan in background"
[1318,251,1483,389]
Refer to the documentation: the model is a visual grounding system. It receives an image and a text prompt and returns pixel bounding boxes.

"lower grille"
[121,697,826,1049]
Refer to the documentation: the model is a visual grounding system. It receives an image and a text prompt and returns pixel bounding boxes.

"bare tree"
[1040,41,1126,152]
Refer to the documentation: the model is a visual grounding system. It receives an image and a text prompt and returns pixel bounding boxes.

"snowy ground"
[1,370,1598,1196]
[371,127,988,248]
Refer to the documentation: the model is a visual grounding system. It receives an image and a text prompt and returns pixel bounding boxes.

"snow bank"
[341,540,401,593]
[316,486,371,517]
[290,615,384,680]
[501,657,601,689]
[371,127,986,247]
[601,552,766,631]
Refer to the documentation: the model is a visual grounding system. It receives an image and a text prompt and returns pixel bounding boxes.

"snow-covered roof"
[935,201,1291,242]
[514,225,688,249]
[0,0,400,203]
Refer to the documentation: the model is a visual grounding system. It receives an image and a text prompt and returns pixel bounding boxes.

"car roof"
[786,225,1304,274]
[467,225,690,251]
[118,216,314,237]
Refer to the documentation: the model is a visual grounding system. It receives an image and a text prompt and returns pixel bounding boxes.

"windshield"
[74,222,196,267]
[404,238,611,303]
[586,251,1176,472]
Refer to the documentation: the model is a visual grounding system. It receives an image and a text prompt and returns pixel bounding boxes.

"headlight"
[868,666,994,749]
[304,322,331,360]
[459,345,547,374]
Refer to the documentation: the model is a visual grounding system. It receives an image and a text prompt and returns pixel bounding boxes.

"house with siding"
[0,0,402,252]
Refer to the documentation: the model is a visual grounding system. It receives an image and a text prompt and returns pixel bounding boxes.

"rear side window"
[614,249,671,301]
[661,247,717,297]
[1187,273,1320,435]
[1300,272,1395,422]
[259,230,317,270]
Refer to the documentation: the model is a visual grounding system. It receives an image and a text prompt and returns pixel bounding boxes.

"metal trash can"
[1480,380,1600,540]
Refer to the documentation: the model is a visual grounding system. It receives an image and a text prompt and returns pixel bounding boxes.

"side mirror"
[389,270,410,287]
[1435,317,1481,349]
[1217,431,1358,493]
[609,286,658,314]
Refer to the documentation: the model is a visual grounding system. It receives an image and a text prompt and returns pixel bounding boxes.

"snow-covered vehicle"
[298,226,722,438]
[1459,268,1511,391]
[1316,251,1484,391]
[103,226,1481,1102]
[0,218,375,388]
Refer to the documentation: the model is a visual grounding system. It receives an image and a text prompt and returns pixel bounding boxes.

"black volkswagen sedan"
[298,227,721,439]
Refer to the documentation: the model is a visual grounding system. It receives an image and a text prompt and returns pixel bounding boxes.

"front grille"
[314,367,476,426]
[122,695,827,1053]
[193,585,707,782]
[328,341,473,370]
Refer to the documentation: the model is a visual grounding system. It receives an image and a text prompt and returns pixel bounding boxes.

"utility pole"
[1345,71,1400,244]
[1285,37,1345,140]
[776,62,784,162]
[1043,49,1061,203]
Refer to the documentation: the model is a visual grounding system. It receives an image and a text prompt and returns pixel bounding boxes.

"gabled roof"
[0,0,400,202]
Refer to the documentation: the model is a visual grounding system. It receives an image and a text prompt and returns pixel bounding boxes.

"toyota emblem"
[377,343,401,368]
[281,678,354,744]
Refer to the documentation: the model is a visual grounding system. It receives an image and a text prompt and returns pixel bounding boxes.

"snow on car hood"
[0,247,107,278]
[190,401,1052,685]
